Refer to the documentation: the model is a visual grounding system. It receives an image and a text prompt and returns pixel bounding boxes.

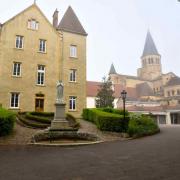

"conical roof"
[58,6,87,36]
[142,31,159,57]
[109,63,117,75]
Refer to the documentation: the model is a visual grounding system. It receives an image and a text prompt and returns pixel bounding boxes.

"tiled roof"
[142,31,159,57]
[165,76,180,87]
[58,6,87,36]
[86,81,138,99]
[136,82,154,97]
[87,81,101,97]
[126,105,165,112]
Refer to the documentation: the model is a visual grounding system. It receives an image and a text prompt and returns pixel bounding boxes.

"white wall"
[87,97,118,108]
[87,97,96,108]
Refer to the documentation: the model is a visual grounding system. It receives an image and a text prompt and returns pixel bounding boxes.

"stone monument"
[50,81,72,130]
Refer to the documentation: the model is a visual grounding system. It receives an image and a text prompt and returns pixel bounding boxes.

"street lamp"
[121,90,127,123]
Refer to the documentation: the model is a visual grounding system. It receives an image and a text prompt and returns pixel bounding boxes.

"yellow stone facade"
[0,4,87,117]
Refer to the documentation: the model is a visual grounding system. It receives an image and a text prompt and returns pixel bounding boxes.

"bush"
[17,114,49,129]
[30,112,54,117]
[0,108,15,136]
[82,109,89,120]
[99,107,129,116]
[128,114,159,137]
[25,112,51,124]
[82,108,129,132]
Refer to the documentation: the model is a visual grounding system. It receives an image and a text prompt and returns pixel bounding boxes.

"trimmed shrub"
[99,107,129,116]
[25,112,51,124]
[17,114,49,129]
[0,108,15,136]
[82,108,129,132]
[30,111,54,117]
[82,109,89,120]
[128,114,159,137]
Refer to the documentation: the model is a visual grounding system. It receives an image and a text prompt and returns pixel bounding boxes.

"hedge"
[25,112,51,124]
[0,108,15,136]
[17,114,49,129]
[128,114,160,137]
[30,112,54,117]
[99,107,129,116]
[82,108,129,132]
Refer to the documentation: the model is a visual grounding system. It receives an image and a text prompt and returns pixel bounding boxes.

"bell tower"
[137,31,162,81]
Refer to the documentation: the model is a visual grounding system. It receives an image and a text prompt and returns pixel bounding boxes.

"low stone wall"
[32,130,100,143]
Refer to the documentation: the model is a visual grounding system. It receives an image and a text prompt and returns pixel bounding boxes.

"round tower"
[137,31,162,81]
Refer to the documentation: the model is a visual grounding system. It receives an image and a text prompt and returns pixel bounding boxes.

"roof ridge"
[58,6,87,36]
[142,31,159,57]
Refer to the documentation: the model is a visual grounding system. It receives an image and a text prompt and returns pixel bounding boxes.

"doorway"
[35,98,44,112]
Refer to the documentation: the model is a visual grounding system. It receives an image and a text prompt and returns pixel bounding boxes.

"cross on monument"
[34,0,37,4]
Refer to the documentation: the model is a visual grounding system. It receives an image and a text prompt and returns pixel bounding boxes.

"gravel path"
[0,119,125,145]
[0,123,38,145]
[78,119,125,141]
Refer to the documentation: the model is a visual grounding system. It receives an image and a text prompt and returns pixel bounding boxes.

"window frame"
[70,45,77,58]
[39,39,47,53]
[69,69,77,82]
[69,96,77,111]
[15,35,24,49]
[37,65,45,86]
[12,62,21,77]
[28,19,39,30]
[10,92,20,108]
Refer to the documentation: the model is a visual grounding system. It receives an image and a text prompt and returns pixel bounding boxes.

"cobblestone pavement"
[1,125,180,180]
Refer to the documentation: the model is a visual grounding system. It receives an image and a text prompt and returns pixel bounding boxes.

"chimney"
[53,9,59,28]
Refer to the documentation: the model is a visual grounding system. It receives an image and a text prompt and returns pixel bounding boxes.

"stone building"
[0,3,87,117]
[87,31,180,125]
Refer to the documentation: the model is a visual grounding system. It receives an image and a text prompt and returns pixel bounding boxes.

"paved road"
[0,126,180,180]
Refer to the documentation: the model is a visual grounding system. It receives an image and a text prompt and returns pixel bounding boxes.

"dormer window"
[28,19,39,30]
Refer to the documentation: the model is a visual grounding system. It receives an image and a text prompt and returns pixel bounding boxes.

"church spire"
[142,31,159,57]
[109,63,117,75]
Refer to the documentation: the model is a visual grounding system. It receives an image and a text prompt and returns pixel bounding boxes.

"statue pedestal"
[50,103,73,131]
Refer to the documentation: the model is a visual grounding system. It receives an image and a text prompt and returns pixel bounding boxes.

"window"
[10,93,19,108]
[151,58,153,64]
[28,19,39,30]
[12,62,21,76]
[15,35,23,49]
[69,96,76,110]
[69,69,77,82]
[172,90,175,96]
[177,90,180,95]
[37,65,45,85]
[148,58,151,64]
[156,58,159,64]
[39,39,46,53]
[167,91,170,96]
[70,45,77,58]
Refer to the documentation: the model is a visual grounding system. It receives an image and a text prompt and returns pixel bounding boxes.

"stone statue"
[56,80,64,103]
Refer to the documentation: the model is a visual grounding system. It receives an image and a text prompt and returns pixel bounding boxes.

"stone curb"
[28,140,104,147]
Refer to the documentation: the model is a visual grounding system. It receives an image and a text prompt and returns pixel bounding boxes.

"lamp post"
[121,90,127,123]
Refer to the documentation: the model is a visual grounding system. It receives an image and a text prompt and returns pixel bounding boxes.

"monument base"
[49,102,74,131]
[50,119,74,131]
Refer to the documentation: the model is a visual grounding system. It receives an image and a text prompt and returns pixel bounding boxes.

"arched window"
[148,58,151,64]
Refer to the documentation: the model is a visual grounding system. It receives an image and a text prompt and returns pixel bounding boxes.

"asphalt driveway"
[0,125,180,180]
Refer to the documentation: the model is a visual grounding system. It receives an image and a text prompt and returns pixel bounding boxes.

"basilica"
[87,31,180,125]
